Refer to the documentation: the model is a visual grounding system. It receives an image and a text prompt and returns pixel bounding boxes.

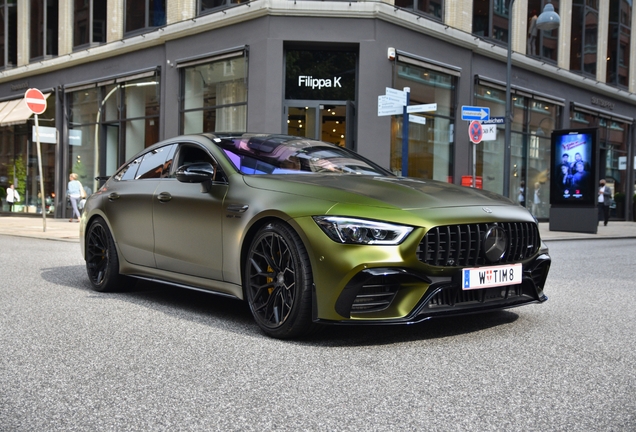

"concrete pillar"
[596,0,610,82]
[444,0,473,33]
[58,0,73,56]
[168,0,196,24]
[557,0,572,70]
[108,0,124,42]
[16,0,29,66]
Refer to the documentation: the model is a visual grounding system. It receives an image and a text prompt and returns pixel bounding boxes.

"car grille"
[417,222,540,267]
[427,284,524,309]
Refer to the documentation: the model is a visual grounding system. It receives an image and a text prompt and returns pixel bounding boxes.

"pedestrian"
[532,182,542,217]
[597,179,611,226]
[67,173,83,222]
[6,183,20,212]
[518,180,526,208]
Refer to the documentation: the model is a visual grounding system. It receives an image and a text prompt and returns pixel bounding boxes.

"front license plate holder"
[462,263,522,290]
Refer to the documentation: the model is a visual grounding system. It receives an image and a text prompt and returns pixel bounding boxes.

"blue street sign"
[461,105,490,121]
[481,116,505,125]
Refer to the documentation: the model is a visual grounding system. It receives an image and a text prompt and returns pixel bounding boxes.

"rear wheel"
[244,222,315,339]
[85,217,133,292]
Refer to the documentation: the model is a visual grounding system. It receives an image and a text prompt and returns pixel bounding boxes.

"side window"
[115,156,142,181]
[136,144,176,179]
[160,144,177,178]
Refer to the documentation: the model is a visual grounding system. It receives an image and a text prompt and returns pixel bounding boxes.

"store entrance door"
[285,102,353,148]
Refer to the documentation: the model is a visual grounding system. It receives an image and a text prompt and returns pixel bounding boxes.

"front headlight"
[313,216,413,245]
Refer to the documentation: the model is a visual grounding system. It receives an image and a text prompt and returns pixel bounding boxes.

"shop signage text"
[591,97,614,110]
[297,75,342,90]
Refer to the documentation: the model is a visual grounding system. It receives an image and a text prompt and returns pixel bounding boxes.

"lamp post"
[503,0,560,197]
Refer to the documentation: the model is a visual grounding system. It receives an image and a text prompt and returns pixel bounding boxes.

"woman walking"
[67,173,82,222]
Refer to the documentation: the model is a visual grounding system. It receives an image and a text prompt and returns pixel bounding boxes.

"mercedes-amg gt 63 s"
[81,133,551,339]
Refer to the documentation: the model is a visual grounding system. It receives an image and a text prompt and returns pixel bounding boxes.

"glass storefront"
[570,106,632,220]
[67,73,160,199]
[284,48,356,147]
[180,52,247,134]
[0,97,56,214]
[474,82,562,219]
[390,59,456,181]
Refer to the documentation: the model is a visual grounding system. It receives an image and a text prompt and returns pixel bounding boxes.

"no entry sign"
[25,88,47,115]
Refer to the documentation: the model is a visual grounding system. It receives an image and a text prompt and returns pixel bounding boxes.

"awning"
[0,93,51,127]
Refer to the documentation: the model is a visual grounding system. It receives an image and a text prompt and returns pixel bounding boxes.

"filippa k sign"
[297,75,342,90]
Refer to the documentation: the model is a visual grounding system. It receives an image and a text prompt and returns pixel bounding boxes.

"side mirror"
[176,163,215,183]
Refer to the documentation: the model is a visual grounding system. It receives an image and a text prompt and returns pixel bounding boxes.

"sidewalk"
[1,215,636,243]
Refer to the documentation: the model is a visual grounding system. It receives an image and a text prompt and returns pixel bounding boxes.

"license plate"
[462,263,522,290]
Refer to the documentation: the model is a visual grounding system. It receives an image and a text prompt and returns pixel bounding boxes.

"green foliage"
[14,155,27,202]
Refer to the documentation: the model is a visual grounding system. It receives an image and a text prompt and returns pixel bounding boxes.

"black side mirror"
[176,163,215,183]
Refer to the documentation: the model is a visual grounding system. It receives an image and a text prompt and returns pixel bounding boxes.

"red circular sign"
[24,88,47,115]
[468,120,483,144]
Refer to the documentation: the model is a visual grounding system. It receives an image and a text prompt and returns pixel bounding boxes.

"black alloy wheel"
[245,222,315,339]
[85,217,131,292]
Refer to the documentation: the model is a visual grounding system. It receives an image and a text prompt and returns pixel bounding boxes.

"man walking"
[6,184,19,212]
[597,179,611,226]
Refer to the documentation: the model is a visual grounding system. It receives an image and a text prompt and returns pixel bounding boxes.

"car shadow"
[42,265,520,345]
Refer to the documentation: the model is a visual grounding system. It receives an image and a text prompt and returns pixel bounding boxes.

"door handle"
[157,192,172,203]
[108,193,120,201]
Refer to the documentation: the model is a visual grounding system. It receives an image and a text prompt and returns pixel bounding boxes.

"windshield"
[215,135,392,176]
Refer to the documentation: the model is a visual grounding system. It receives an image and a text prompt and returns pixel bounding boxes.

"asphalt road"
[1,236,635,431]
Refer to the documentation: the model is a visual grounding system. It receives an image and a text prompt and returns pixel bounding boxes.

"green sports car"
[80,133,551,338]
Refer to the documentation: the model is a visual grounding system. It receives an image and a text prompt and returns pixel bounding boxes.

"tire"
[244,222,316,339]
[85,217,134,292]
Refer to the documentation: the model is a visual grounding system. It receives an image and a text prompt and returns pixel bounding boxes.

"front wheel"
[85,217,134,292]
[244,222,316,339]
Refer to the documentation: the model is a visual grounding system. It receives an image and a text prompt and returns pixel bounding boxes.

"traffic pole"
[35,114,46,232]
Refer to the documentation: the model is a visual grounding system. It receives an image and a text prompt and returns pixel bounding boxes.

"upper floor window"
[198,0,248,14]
[30,0,58,60]
[527,0,559,62]
[570,0,598,76]
[606,0,631,88]
[74,0,107,48]
[0,0,17,69]
[473,0,509,45]
[393,0,443,21]
[125,0,166,35]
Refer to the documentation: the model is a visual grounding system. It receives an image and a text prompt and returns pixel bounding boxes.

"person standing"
[6,184,20,212]
[597,179,611,226]
[518,180,526,208]
[67,173,83,222]
[532,182,542,217]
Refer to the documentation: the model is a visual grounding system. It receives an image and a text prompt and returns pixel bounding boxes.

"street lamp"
[503,0,560,197]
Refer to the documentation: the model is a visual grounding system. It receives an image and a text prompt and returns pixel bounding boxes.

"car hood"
[242,175,516,210]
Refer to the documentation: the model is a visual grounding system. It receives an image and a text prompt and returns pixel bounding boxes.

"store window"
[571,0,598,76]
[606,0,631,88]
[472,0,509,44]
[73,0,107,48]
[474,82,562,219]
[125,0,166,35]
[180,52,247,134]
[570,107,631,219]
[284,48,357,147]
[0,98,56,215]
[393,0,443,20]
[67,73,161,197]
[0,0,17,69]
[527,0,559,61]
[30,0,58,60]
[198,0,247,14]
[390,57,457,181]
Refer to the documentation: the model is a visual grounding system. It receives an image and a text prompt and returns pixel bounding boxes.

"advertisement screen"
[550,128,597,206]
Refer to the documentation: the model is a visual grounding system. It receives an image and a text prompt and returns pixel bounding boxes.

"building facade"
[0,0,634,221]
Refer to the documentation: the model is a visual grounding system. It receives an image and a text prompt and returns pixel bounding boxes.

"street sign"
[481,123,497,141]
[461,105,490,121]
[481,116,505,125]
[25,88,47,115]
[409,115,426,125]
[385,87,407,105]
[469,120,483,144]
[407,103,437,113]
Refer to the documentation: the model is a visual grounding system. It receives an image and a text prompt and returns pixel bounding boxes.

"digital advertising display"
[549,128,598,206]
